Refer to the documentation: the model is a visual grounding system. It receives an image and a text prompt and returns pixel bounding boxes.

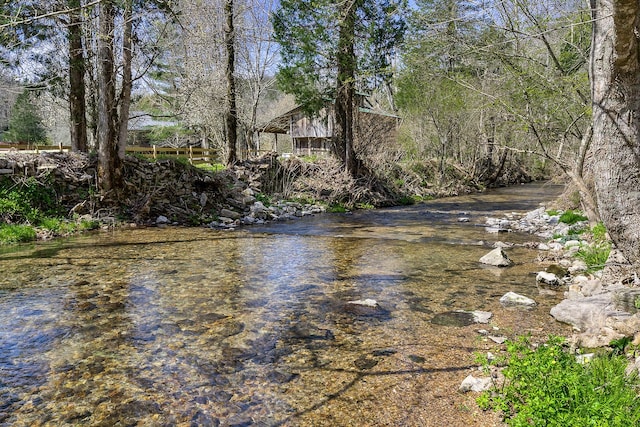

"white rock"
[470,311,493,324]
[489,336,507,344]
[569,260,588,275]
[499,292,536,307]
[548,242,564,251]
[564,240,582,248]
[156,215,169,224]
[348,298,378,307]
[576,353,595,365]
[459,375,493,393]
[536,271,561,286]
[479,248,514,267]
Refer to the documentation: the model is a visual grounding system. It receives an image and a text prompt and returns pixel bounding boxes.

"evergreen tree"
[272,0,405,176]
[2,90,47,144]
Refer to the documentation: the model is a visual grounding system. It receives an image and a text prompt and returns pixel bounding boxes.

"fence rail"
[0,144,218,165]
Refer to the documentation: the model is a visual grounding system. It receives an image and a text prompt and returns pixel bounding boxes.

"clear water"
[0,183,571,426]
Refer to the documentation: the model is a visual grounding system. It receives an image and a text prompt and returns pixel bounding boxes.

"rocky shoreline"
[487,206,640,349]
[460,204,640,393]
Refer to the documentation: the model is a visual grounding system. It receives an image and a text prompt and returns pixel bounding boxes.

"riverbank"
[0,151,533,244]
[485,205,640,350]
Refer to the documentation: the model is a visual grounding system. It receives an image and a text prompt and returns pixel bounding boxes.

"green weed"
[576,243,610,272]
[478,335,640,426]
[559,209,588,225]
[328,203,348,213]
[0,224,36,244]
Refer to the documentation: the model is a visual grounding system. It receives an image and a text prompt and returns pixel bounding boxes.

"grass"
[575,222,611,272]
[559,209,588,225]
[196,163,226,172]
[0,224,37,244]
[477,335,640,426]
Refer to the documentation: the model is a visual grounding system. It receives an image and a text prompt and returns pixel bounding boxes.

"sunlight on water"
[0,183,571,426]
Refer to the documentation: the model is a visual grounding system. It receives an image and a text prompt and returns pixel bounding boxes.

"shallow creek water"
[0,183,572,427]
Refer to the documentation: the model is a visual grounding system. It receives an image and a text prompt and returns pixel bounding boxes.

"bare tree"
[224,0,238,165]
[96,0,121,194]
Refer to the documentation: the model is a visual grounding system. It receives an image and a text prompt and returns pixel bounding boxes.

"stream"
[0,182,572,426]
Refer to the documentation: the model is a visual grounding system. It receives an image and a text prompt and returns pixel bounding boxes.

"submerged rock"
[431,310,492,327]
[479,248,513,267]
[344,299,390,317]
[353,355,378,370]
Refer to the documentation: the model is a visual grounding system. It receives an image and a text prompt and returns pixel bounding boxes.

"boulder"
[479,248,513,267]
[220,208,242,220]
[550,293,613,331]
[499,292,536,307]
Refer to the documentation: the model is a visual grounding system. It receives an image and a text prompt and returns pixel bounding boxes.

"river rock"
[220,208,242,220]
[499,292,536,307]
[459,374,492,392]
[536,271,561,287]
[156,215,169,224]
[479,248,513,267]
[550,293,613,330]
[345,299,389,317]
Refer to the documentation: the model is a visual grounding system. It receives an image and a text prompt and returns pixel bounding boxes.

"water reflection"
[0,183,571,426]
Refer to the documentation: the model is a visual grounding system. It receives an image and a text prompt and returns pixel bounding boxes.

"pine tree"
[272,0,405,176]
[3,90,47,144]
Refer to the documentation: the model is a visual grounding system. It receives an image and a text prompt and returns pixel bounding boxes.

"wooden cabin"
[258,95,400,157]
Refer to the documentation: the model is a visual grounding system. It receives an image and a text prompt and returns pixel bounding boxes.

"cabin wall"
[290,107,334,139]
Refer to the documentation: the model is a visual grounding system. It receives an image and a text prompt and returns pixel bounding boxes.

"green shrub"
[256,193,272,206]
[355,202,374,210]
[0,224,36,244]
[327,203,348,213]
[478,335,640,426]
[0,177,60,224]
[559,210,588,225]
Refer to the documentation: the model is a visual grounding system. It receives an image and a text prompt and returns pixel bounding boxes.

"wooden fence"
[0,144,218,165]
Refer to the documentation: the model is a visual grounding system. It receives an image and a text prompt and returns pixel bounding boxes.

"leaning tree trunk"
[96,0,121,195]
[68,0,87,152]
[590,0,640,268]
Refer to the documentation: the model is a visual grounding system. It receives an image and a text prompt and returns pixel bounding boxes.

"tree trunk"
[591,0,640,268]
[224,0,238,165]
[96,0,121,195]
[117,0,133,160]
[68,0,87,152]
[335,0,359,177]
